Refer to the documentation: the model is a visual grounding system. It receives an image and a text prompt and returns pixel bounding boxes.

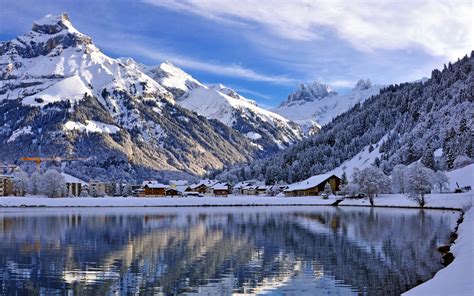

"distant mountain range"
[0,14,260,181]
[0,13,395,182]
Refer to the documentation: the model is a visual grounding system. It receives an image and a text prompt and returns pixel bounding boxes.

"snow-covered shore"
[404,207,474,296]
[0,192,471,209]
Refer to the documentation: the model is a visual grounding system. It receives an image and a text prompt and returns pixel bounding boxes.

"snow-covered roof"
[62,173,87,185]
[169,180,188,186]
[191,179,218,189]
[175,185,190,193]
[142,181,168,189]
[285,173,339,192]
[212,182,229,190]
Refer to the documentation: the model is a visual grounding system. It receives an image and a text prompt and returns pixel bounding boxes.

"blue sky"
[1,0,472,107]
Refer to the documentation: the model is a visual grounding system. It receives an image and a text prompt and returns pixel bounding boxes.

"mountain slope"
[217,53,474,184]
[0,13,258,181]
[136,61,303,152]
[273,80,382,133]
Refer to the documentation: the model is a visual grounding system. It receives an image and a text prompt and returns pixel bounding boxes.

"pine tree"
[341,170,348,186]
[421,143,435,170]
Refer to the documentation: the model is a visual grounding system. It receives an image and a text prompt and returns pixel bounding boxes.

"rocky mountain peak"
[31,13,74,35]
[353,79,372,91]
[279,81,337,107]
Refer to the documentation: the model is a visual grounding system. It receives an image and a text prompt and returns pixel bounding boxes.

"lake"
[0,207,459,295]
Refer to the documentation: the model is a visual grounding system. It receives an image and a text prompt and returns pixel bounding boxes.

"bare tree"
[28,171,42,195]
[431,171,449,193]
[40,169,67,198]
[12,171,29,196]
[353,166,391,206]
[406,163,434,207]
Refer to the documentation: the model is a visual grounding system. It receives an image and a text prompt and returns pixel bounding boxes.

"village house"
[141,181,168,197]
[0,175,13,196]
[256,185,271,195]
[64,174,87,197]
[188,179,219,195]
[242,184,258,195]
[89,180,106,197]
[211,182,230,197]
[165,188,181,197]
[284,174,341,197]
[233,181,253,195]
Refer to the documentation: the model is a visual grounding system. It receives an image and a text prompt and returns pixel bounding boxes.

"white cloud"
[116,44,297,85]
[143,0,473,60]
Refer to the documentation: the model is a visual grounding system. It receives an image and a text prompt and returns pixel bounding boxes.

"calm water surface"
[0,207,458,295]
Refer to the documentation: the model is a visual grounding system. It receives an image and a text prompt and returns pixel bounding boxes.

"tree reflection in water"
[0,207,458,295]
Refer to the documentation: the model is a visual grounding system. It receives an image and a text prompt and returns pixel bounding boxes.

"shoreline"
[0,192,472,210]
[404,207,473,295]
[0,203,465,211]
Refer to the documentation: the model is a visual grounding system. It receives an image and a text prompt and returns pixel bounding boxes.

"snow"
[177,84,302,144]
[325,134,387,178]
[157,62,204,91]
[245,131,262,140]
[274,80,382,129]
[404,207,474,296]
[142,181,168,189]
[0,193,471,209]
[340,192,473,210]
[286,173,339,191]
[446,164,474,191]
[22,75,92,107]
[61,172,87,185]
[7,126,33,143]
[211,183,229,190]
[64,120,120,134]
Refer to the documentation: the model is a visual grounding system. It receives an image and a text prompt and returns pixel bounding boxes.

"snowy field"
[0,192,471,209]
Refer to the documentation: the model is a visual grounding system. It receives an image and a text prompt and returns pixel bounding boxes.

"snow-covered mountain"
[218,53,473,184]
[122,59,304,152]
[273,80,382,134]
[177,83,303,151]
[0,13,260,181]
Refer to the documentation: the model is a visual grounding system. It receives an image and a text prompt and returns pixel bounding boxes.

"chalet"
[0,175,13,196]
[284,174,341,197]
[242,185,258,195]
[256,185,271,195]
[233,181,253,195]
[189,179,219,194]
[211,182,230,197]
[165,188,181,196]
[142,181,168,197]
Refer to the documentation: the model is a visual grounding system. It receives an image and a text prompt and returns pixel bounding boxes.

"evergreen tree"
[421,144,435,170]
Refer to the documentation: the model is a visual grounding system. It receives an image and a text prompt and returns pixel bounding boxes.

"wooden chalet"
[165,188,181,196]
[142,181,168,197]
[284,174,341,197]
[211,183,230,197]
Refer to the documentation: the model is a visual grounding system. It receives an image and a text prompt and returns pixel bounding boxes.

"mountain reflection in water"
[0,207,458,295]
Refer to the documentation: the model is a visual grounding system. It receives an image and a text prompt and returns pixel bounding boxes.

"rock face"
[0,13,259,181]
[279,81,337,108]
[130,60,304,153]
[273,80,382,134]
